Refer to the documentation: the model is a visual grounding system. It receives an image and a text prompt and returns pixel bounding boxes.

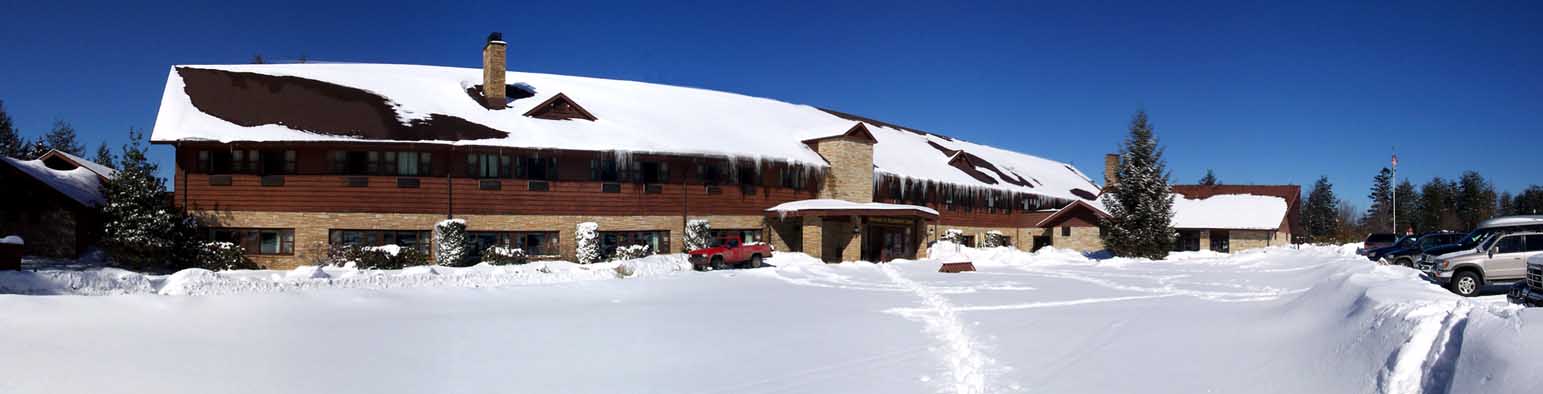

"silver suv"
[1427,231,1543,297]
[1506,254,1543,307]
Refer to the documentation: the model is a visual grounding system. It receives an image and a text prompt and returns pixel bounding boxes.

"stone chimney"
[482,32,508,109]
[1103,153,1119,188]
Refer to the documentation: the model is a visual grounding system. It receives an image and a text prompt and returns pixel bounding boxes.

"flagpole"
[1391,149,1397,235]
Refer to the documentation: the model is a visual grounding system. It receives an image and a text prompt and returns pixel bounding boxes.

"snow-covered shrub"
[609,244,653,262]
[576,222,600,264]
[196,241,256,271]
[684,219,711,252]
[434,218,468,266]
[480,245,528,265]
[332,244,429,270]
[981,231,1009,248]
[939,229,966,245]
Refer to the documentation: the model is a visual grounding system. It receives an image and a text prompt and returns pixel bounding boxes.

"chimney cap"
[486,32,504,43]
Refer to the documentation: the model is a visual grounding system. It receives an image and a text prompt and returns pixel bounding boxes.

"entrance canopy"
[765,199,939,220]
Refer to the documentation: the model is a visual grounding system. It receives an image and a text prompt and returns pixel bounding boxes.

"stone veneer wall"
[915,225,1106,256]
[1051,226,1104,252]
[198,210,766,269]
[811,138,874,203]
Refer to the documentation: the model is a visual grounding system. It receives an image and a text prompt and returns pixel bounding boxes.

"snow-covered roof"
[1171,194,1288,230]
[47,150,117,179]
[766,199,940,217]
[1,157,108,206]
[1073,193,1288,230]
[150,63,1100,201]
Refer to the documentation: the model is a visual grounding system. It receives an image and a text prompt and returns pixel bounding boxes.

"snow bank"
[2,255,694,296]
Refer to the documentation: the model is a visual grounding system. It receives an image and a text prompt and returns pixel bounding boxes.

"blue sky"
[2,0,1540,206]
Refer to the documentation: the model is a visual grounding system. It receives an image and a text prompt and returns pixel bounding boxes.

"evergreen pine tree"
[1455,171,1496,229]
[1515,186,1543,215]
[1393,180,1419,233]
[23,138,50,159]
[433,218,468,266]
[1364,168,1394,233]
[1498,191,1515,216]
[1419,178,1460,231]
[1302,176,1339,243]
[44,120,85,156]
[1198,169,1218,186]
[93,142,117,170]
[100,128,203,272]
[0,100,24,159]
[1098,110,1174,259]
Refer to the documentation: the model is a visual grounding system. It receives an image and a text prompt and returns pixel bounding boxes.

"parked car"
[1368,231,1462,266]
[1357,233,1397,255]
[1370,234,1413,262]
[1417,215,1543,271]
[687,235,772,271]
[1506,253,1543,307]
[1426,231,1543,296]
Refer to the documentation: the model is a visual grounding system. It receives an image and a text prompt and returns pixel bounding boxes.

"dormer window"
[524,93,597,121]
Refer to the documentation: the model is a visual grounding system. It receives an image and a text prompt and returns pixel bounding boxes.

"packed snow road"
[1,245,1539,394]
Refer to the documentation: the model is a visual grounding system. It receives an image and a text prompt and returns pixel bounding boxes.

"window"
[466,231,561,262]
[330,151,431,176]
[737,165,759,187]
[329,229,432,253]
[590,158,620,182]
[698,162,724,185]
[210,228,295,255]
[1061,226,1071,237]
[467,153,511,178]
[709,229,762,245]
[515,156,557,180]
[1495,235,1524,254]
[1209,230,1230,253]
[599,231,670,258]
[638,161,668,184]
[258,150,296,174]
[200,149,290,174]
[780,165,807,190]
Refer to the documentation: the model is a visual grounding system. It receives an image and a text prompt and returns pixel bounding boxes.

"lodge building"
[150,34,1292,269]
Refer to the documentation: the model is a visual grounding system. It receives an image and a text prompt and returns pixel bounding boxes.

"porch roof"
[765,199,939,220]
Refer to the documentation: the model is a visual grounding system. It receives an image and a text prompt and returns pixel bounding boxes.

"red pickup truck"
[688,236,773,271]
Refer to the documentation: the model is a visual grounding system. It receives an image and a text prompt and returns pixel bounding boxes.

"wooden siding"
[172,143,818,216]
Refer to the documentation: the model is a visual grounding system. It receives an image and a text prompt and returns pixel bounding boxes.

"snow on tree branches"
[684,219,711,252]
[434,218,468,266]
[1099,110,1175,259]
[576,222,600,264]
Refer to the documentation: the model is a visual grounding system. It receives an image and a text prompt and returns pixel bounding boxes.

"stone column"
[801,216,823,261]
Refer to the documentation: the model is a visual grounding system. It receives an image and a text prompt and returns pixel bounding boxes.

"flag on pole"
[1391,153,1398,168]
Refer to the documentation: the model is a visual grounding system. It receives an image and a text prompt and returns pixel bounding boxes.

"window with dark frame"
[598,231,670,258]
[590,158,620,182]
[698,162,724,185]
[199,149,293,175]
[638,161,668,184]
[515,156,557,181]
[466,231,561,262]
[1061,226,1071,237]
[329,151,432,176]
[328,229,433,253]
[466,153,511,179]
[210,228,295,255]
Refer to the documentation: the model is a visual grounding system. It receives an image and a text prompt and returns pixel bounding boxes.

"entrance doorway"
[1032,235,1052,251]
[862,217,918,262]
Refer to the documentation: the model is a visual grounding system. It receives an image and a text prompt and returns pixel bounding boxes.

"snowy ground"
[1,245,1539,394]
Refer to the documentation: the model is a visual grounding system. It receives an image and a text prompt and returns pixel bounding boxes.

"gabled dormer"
[523,93,597,121]
[802,122,877,203]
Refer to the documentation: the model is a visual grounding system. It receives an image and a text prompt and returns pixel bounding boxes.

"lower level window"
[329,229,431,253]
[210,228,295,255]
[599,231,670,258]
[708,229,762,245]
[467,231,561,258]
